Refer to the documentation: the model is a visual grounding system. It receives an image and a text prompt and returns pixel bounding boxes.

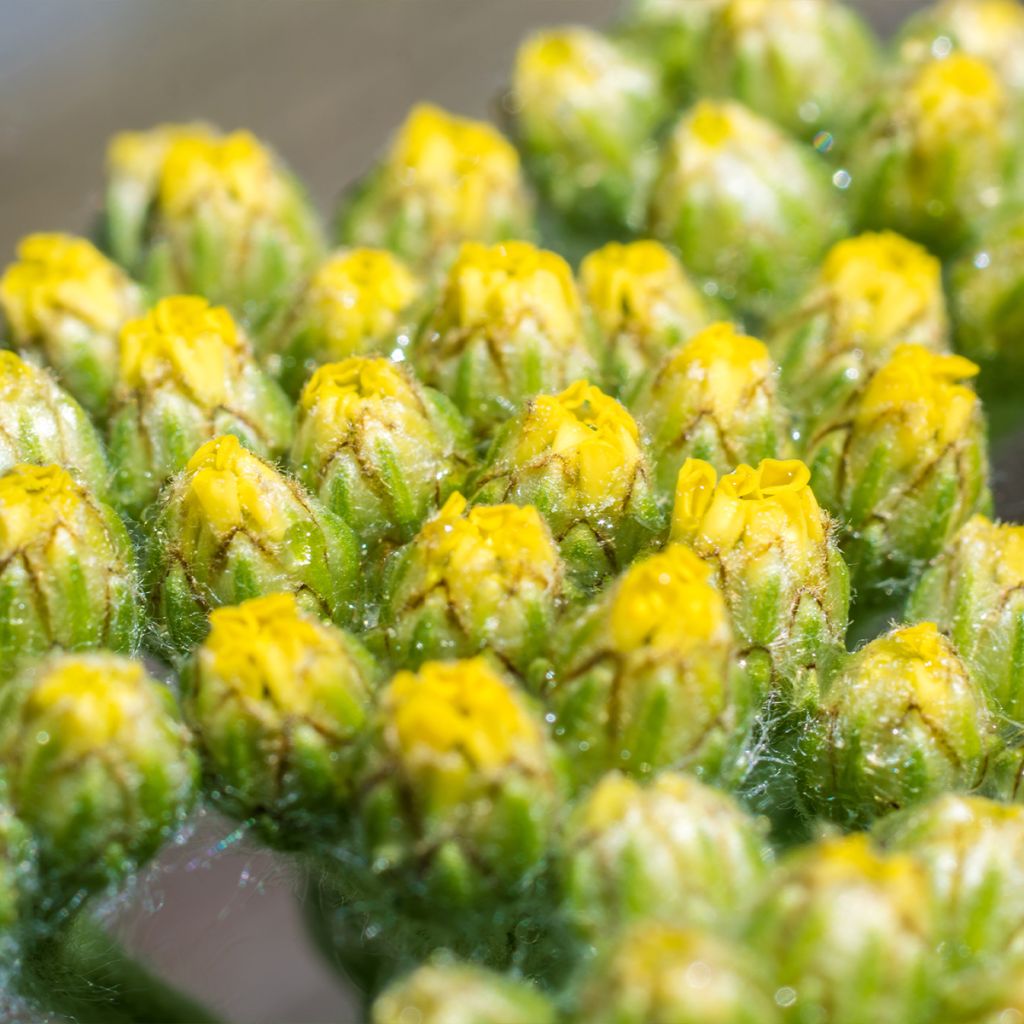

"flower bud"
[470,381,660,588]
[948,204,1024,372]
[0,805,34,960]
[615,0,725,101]
[0,233,143,417]
[548,544,739,785]
[338,103,534,271]
[633,322,789,495]
[806,344,989,596]
[0,653,197,906]
[145,435,360,651]
[271,247,424,396]
[381,494,564,674]
[898,0,1024,99]
[908,516,1024,722]
[700,0,878,139]
[108,296,293,518]
[563,771,770,942]
[511,27,667,232]
[183,593,376,843]
[0,464,139,683]
[876,795,1024,970]
[414,241,594,437]
[772,231,950,428]
[104,125,324,337]
[671,458,848,703]
[847,55,1014,255]
[372,961,556,1024]
[802,623,993,827]
[579,240,712,400]
[0,351,109,500]
[748,835,935,1024]
[648,99,845,321]
[291,357,471,554]
[571,921,781,1024]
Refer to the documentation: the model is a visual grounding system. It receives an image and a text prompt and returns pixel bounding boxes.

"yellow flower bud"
[182,435,291,541]
[579,240,711,396]
[0,464,86,556]
[909,53,1006,151]
[107,123,218,194]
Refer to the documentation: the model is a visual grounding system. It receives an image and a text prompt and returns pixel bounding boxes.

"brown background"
[0,2,995,1022]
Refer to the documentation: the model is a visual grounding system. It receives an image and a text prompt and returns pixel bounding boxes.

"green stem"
[17,912,221,1024]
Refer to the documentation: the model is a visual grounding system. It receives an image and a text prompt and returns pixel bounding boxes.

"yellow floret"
[304,249,420,357]
[183,435,290,541]
[0,234,129,339]
[300,356,420,416]
[0,464,86,556]
[580,240,703,337]
[820,232,943,343]
[118,296,243,407]
[384,657,544,774]
[107,123,218,186]
[688,100,742,149]
[856,345,979,450]
[442,241,581,347]
[611,544,729,653]
[389,104,523,236]
[960,515,1024,587]
[515,381,643,507]
[909,54,1005,146]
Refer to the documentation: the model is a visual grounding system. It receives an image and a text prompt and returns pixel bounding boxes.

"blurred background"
[0,1,985,1022]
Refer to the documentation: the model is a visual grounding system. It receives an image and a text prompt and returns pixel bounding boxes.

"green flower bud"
[898,0,1024,100]
[805,344,990,597]
[145,434,360,651]
[0,351,109,501]
[381,494,564,674]
[0,464,139,683]
[876,795,1024,970]
[615,0,725,102]
[699,0,878,139]
[802,623,993,827]
[271,247,424,397]
[0,805,35,960]
[563,771,770,942]
[648,99,845,321]
[470,381,660,589]
[579,240,713,400]
[548,544,740,785]
[632,322,790,495]
[748,835,936,1024]
[672,458,848,704]
[571,921,781,1024]
[338,103,534,271]
[511,27,667,232]
[414,241,595,438]
[108,296,293,518]
[372,961,556,1024]
[0,653,197,907]
[291,357,471,555]
[846,55,1015,255]
[104,124,324,337]
[948,204,1024,371]
[771,232,951,430]
[0,233,143,417]
[908,516,1024,722]
[183,593,375,843]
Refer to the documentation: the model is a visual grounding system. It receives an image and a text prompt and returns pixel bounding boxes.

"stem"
[17,913,221,1024]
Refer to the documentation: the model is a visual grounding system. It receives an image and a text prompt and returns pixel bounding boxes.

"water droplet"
[974,252,991,270]
[775,987,798,1008]
[800,102,821,124]
[813,131,834,154]
[35,731,49,746]
[832,169,852,190]
[932,36,953,58]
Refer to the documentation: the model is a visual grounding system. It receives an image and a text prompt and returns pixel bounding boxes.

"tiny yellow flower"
[856,344,979,457]
[183,435,291,541]
[0,234,132,340]
[610,543,729,654]
[441,240,582,351]
[389,104,525,238]
[820,232,945,345]
[909,53,1006,150]
[118,296,244,409]
[514,381,643,509]
[107,123,218,190]
[0,464,88,557]
[301,248,421,360]
[383,657,547,778]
